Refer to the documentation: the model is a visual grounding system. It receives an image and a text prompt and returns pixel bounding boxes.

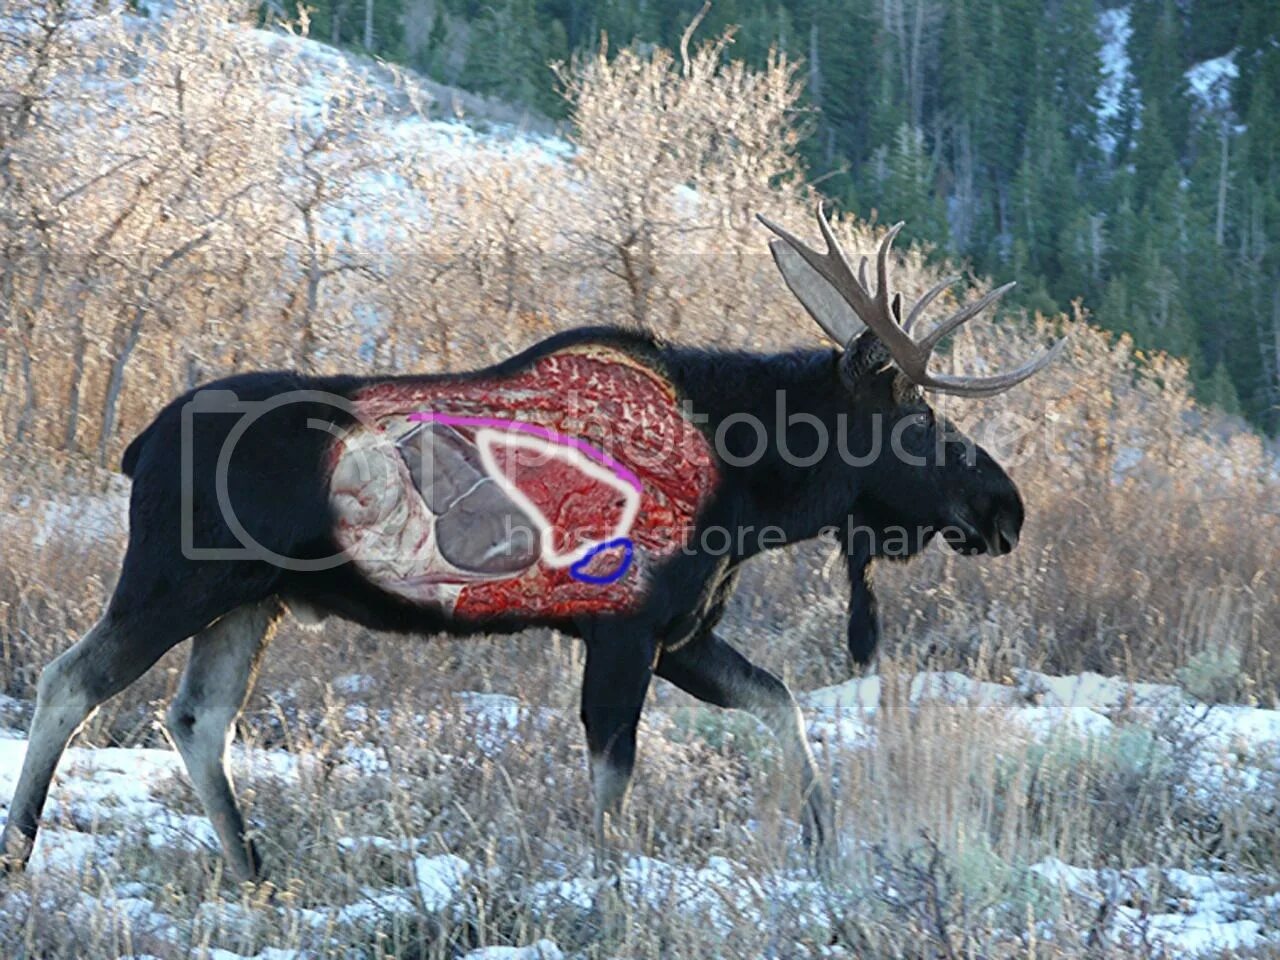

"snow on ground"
[803,666,1280,749]
[1096,5,1134,153]
[1031,858,1267,955]
[240,22,572,254]
[529,853,829,939]
[1,485,129,548]
[463,942,563,960]
[1186,52,1239,113]
[1,668,1278,957]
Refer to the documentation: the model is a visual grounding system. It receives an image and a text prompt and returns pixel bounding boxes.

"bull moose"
[1,206,1063,880]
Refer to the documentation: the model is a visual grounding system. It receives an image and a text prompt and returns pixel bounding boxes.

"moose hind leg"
[655,630,832,857]
[2,613,187,871]
[164,600,282,883]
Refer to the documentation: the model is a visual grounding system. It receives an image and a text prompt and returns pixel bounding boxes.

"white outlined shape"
[474,427,641,570]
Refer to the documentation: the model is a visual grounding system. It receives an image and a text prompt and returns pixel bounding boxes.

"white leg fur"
[1,621,111,869]
[731,676,832,853]
[164,601,280,882]
[589,752,632,873]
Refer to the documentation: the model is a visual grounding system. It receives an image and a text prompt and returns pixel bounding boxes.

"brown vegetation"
[2,1,1273,702]
[1,4,1278,956]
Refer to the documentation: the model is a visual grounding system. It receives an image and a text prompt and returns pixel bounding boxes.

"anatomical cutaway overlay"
[329,346,718,619]
[399,414,641,583]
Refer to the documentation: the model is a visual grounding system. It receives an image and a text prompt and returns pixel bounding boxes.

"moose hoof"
[0,828,34,875]
[799,801,836,877]
[241,876,280,907]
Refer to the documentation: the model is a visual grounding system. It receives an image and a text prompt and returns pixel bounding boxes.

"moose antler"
[758,204,1066,398]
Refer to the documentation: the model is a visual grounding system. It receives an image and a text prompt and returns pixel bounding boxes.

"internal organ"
[329,346,717,619]
[398,417,639,574]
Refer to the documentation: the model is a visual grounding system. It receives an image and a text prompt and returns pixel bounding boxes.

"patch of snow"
[1096,6,1135,153]
[333,673,375,696]
[1122,909,1263,955]
[806,670,1031,716]
[336,834,417,854]
[1031,857,1097,894]
[329,889,419,926]
[528,875,601,912]
[457,691,523,728]
[28,828,110,874]
[1014,704,1115,739]
[1011,669,1185,715]
[801,667,1280,811]
[1186,52,1238,112]
[0,734,322,874]
[456,692,531,754]
[206,949,305,960]
[413,853,471,911]
[0,490,129,549]
[1197,701,1280,749]
[345,703,370,725]
[334,742,389,776]
[532,855,831,938]
[804,674,881,715]
[464,940,564,960]
[1112,443,1144,480]
[1031,858,1271,956]
[0,739,186,871]
[226,742,310,782]
[144,809,220,853]
[808,714,874,751]
[70,888,180,944]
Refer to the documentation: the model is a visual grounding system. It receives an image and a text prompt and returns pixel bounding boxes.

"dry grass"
[2,660,1276,958]
[1,1,1274,702]
[2,3,1279,957]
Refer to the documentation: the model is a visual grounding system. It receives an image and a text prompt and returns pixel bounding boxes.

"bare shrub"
[1,1,1276,713]
[1,10,1278,958]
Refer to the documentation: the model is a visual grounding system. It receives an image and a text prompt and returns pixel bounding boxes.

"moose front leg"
[654,630,832,857]
[579,625,657,870]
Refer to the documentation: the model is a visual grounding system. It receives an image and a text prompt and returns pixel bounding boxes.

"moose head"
[759,205,1066,661]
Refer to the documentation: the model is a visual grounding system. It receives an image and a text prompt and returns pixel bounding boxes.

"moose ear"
[768,239,867,347]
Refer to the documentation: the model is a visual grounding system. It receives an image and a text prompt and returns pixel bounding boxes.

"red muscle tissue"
[329,345,717,618]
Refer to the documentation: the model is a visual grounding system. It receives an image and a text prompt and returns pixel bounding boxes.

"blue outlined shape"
[569,537,634,585]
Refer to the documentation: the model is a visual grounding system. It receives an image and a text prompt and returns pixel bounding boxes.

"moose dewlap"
[330,345,719,619]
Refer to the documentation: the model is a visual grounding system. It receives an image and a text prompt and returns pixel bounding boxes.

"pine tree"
[306,0,405,57]
[1205,360,1242,415]
[1130,101,1178,208]
[460,0,564,114]
[873,124,947,246]
[1130,0,1190,157]
[938,0,986,249]
[1011,98,1074,285]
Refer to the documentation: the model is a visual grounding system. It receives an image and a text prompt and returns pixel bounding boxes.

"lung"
[396,422,540,575]
[328,344,718,618]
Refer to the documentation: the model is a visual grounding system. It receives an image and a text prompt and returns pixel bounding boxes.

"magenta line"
[407,411,644,492]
